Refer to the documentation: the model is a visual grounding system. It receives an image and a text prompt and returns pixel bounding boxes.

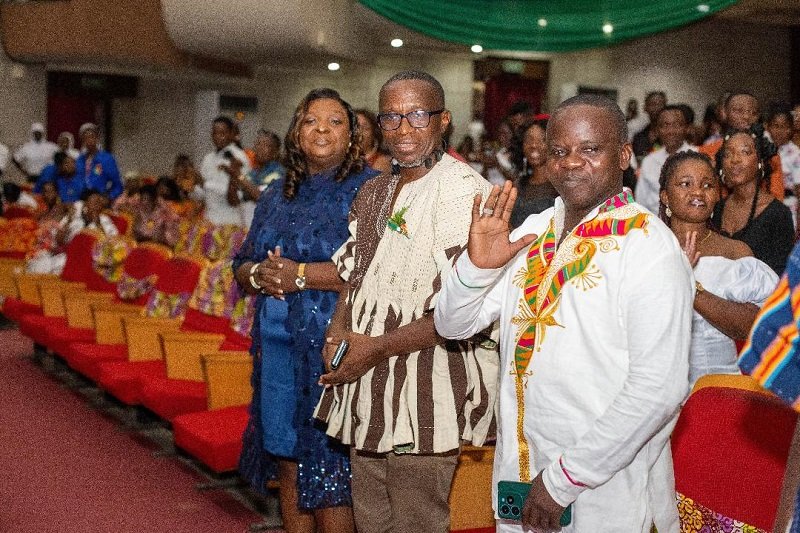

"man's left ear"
[441,110,452,130]
[619,143,633,171]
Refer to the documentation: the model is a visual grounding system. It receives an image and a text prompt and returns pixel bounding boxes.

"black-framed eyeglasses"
[377,109,445,131]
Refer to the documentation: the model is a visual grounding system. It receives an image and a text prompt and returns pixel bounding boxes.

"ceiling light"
[471,44,483,53]
[538,18,547,27]
[602,23,614,34]
[696,4,710,12]
[327,62,340,71]
[391,38,404,48]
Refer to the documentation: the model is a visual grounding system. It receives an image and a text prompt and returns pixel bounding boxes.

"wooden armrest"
[93,307,143,345]
[450,445,495,530]
[14,273,60,305]
[122,316,182,361]
[161,331,225,381]
[201,351,253,410]
[39,283,87,317]
[62,292,115,329]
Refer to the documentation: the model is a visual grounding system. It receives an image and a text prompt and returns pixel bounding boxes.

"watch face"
[295,276,306,290]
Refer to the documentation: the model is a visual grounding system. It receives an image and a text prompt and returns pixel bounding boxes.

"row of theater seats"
[0,214,797,532]
[0,226,258,482]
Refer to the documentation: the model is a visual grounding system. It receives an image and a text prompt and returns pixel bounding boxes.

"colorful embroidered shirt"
[740,241,800,409]
[435,191,693,532]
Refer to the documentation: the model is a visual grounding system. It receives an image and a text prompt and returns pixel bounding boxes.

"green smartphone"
[497,480,572,526]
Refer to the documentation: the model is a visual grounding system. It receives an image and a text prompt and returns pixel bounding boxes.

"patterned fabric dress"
[233,166,377,510]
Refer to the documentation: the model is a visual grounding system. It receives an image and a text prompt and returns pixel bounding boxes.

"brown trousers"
[350,448,459,533]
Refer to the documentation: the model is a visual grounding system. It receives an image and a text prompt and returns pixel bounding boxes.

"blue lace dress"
[234,166,377,510]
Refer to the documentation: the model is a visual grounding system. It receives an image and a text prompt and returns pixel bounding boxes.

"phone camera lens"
[506,495,515,504]
[500,504,510,516]
[511,506,520,516]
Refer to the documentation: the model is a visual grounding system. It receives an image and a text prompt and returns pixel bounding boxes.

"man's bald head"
[549,94,628,145]
[379,70,445,109]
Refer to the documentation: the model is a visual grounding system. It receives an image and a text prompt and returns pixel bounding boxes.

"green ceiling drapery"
[359,0,740,52]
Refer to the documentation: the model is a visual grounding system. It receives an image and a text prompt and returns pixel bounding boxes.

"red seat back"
[115,243,172,305]
[672,378,797,530]
[3,206,35,219]
[61,231,115,292]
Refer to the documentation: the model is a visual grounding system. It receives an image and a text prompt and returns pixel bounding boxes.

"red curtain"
[46,91,104,145]
[483,73,546,139]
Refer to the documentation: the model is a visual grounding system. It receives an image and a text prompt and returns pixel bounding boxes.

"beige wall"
[546,18,791,121]
[0,47,47,182]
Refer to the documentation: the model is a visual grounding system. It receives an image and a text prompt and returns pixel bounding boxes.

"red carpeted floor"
[0,329,273,533]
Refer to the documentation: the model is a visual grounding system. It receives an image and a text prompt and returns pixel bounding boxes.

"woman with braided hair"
[711,125,794,274]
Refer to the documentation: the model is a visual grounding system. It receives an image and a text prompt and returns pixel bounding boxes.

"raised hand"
[468,180,537,269]
[682,230,700,268]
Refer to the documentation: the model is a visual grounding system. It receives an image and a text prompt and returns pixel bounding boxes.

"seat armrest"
[161,331,226,381]
[122,316,182,361]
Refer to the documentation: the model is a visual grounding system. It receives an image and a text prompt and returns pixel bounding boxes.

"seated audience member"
[2,182,38,213]
[76,123,123,201]
[56,131,80,160]
[700,92,784,199]
[132,184,179,247]
[766,104,800,224]
[37,181,70,222]
[172,154,205,218]
[635,105,696,214]
[26,189,117,274]
[36,151,83,203]
[711,126,794,274]
[701,103,723,146]
[112,173,142,214]
[355,109,391,173]
[509,119,557,227]
[659,151,777,386]
[224,129,285,227]
[632,91,667,163]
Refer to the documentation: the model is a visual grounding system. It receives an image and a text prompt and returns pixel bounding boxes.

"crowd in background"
[2,80,800,532]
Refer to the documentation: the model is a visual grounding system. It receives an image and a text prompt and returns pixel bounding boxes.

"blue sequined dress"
[234,166,376,510]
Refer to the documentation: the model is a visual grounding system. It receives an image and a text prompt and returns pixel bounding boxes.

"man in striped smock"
[314,71,499,533]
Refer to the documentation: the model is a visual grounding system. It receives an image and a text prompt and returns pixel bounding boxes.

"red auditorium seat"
[137,263,253,421]
[44,242,171,356]
[64,257,199,386]
[172,351,252,473]
[672,374,798,531]
[5,229,110,324]
[92,256,203,403]
[18,233,121,348]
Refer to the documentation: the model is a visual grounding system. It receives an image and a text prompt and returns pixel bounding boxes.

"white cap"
[31,122,45,133]
[79,122,98,136]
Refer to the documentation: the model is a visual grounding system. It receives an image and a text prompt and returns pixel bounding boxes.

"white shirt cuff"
[542,458,586,508]
[453,252,505,290]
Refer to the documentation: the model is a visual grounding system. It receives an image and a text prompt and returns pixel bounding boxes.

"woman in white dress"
[658,150,778,386]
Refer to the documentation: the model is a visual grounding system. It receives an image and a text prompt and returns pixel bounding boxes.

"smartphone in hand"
[330,340,349,370]
[497,480,572,526]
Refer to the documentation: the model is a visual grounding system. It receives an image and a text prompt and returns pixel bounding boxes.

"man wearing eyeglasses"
[315,70,499,533]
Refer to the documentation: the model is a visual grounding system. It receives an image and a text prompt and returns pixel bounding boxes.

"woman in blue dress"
[233,88,378,533]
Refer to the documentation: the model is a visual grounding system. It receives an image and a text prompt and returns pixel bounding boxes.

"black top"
[712,197,795,274]
[632,125,656,160]
[510,180,559,228]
